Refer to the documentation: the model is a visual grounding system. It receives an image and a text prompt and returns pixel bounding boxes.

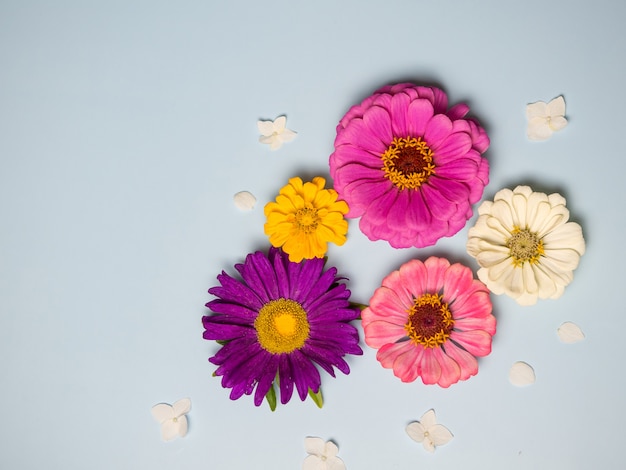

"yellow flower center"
[255,299,310,354]
[381,137,436,190]
[404,293,454,348]
[293,207,320,234]
[506,226,545,267]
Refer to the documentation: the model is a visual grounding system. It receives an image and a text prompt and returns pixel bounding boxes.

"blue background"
[1,1,624,468]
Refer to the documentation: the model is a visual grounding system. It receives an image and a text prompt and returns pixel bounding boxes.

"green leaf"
[308,388,324,409]
[265,384,277,412]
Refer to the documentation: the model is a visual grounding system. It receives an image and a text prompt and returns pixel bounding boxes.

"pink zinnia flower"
[361,257,496,387]
[329,83,489,248]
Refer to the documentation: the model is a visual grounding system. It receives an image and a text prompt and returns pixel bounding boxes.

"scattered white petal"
[557,321,585,343]
[526,96,567,141]
[233,191,256,211]
[303,437,346,470]
[509,362,536,386]
[257,115,297,150]
[406,409,453,453]
[151,398,191,441]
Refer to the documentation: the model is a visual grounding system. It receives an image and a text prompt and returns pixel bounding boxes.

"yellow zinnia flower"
[264,176,349,262]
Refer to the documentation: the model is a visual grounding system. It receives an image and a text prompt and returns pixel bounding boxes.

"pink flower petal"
[418,348,442,385]
[377,341,413,369]
[390,92,411,137]
[424,114,453,148]
[442,341,478,380]
[407,98,434,137]
[362,319,406,348]
[450,329,493,357]
[424,257,450,293]
[363,105,393,146]
[432,347,461,387]
[392,344,424,382]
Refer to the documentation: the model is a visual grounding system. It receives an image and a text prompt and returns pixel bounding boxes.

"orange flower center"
[381,137,436,190]
[404,293,454,348]
[293,207,320,234]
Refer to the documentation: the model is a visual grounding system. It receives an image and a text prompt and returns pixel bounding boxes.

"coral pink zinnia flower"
[361,257,496,387]
[329,83,489,248]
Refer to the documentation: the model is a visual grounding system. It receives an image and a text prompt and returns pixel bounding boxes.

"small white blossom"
[303,437,346,470]
[526,96,568,141]
[151,398,191,441]
[406,409,453,453]
[257,115,296,150]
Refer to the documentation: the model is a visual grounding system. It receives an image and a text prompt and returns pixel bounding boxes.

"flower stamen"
[255,298,310,354]
[292,207,320,234]
[506,226,544,267]
[381,137,436,190]
[404,293,454,348]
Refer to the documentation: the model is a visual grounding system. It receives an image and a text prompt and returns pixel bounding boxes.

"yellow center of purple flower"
[404,293,454,348]
[255,298,311,354]
[506,226,545,267]
[292,207,320,234]
[381,137,436,190]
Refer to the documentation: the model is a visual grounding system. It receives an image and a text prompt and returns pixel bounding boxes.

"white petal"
[259,134,277,145]
[475,248,509,268]
[509,361,536,386]
[526,101,548,119]
[304,437,326,456]
[489,199,515,232]
[273,115,287,131]
[176,415,188,437]
[557,321,585,343]
[419,409,437,429]
[406,422,426,443]
[151,403,174,423]
[549,115,567,131]
[280,128,297,142]
[428,424,454,447]
[543,222,585,254]
[547,96,566,117]
[257,120,276,136]
[161,419,180,441]
[531,263,558,299]
[269,138,283,150]
[302,455,322,470]
[327,457,346,470]
[324,441,340,459]
[422,438,436,453]
[542,248,581,272]
[522,263,538,294]
[233,191,257,211]
[527,118,553,141]
[172,397,191,417]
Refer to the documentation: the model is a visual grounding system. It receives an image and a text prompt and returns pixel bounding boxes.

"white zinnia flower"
[151,398,191,441]
[526,96,568,141]
[302,437,346,470]
[406,409,453,453]
[257,115,296,150]
[467,185,585,306]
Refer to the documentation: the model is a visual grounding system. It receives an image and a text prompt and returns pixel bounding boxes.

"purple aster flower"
[329,83,489,248]
[202,247,362,408]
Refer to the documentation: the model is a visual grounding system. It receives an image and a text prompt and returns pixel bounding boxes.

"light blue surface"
[1,1,624,468]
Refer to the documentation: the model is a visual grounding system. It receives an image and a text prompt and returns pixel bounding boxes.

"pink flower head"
[329,83,489,248]
[361,257,496,387]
